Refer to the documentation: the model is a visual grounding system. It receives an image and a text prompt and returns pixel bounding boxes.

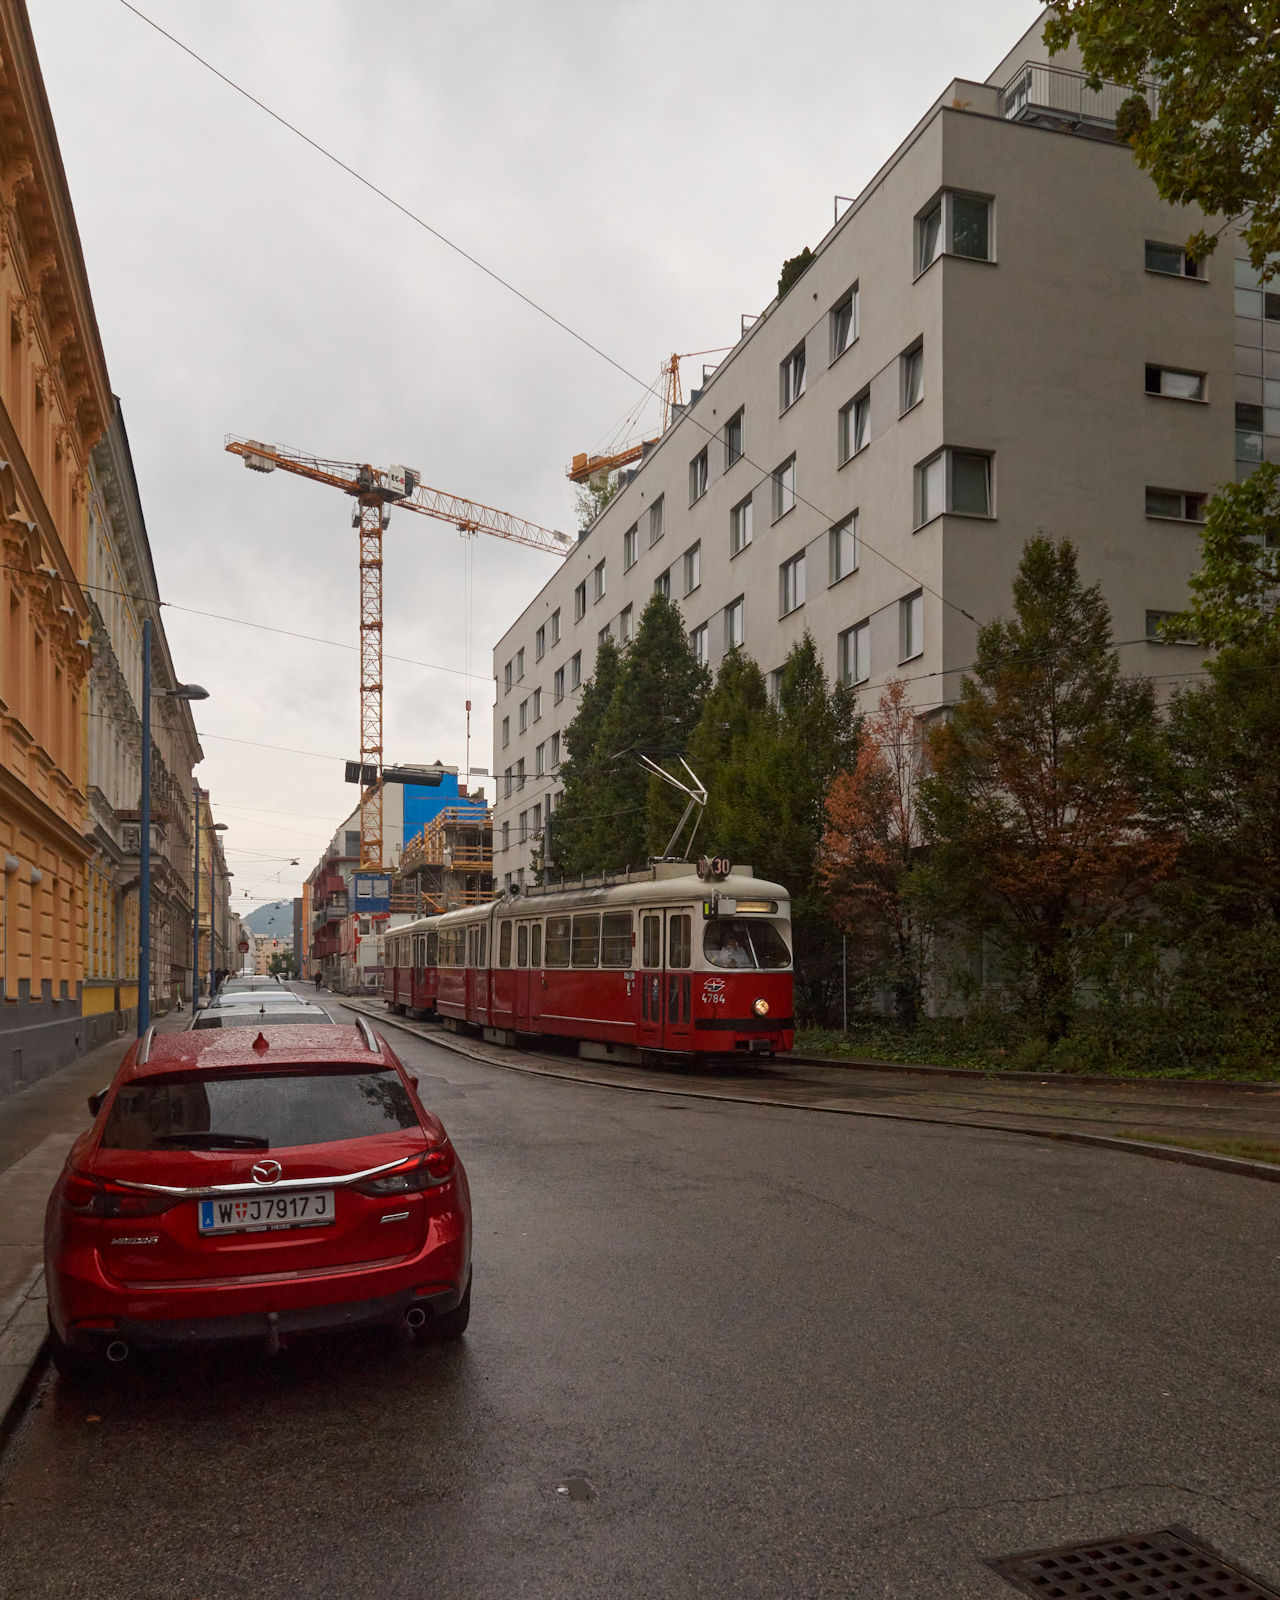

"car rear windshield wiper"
[152,1132,270,1149]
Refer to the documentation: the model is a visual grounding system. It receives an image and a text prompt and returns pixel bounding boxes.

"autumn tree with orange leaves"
[819,679,928,1025]
[912,537,1175,1043]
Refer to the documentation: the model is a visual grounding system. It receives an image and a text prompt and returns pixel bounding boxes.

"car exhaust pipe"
[105,1340,129,1364]
[405,1306,427,1330]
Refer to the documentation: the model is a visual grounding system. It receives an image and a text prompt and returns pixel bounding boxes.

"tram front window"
[703,919,791,970]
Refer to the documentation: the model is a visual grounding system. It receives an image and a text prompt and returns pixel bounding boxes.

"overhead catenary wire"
[113,0,979,628]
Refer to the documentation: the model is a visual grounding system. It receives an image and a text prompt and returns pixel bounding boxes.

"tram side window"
[668,913,692,969]
[517,924,529,968]
[499,922,513,968]
[440,928,463,967]
[601,912,632,967]
[478,927,486,968]
[641,915,661,968]
[572,913,601,968]
[546,916,571,968]
[426,931,438,965]
[531,923,542,966]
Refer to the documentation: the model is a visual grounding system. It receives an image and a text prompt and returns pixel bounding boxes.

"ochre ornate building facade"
[0,2,112,1085]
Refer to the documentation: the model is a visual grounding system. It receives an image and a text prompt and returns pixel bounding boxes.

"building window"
[550,608,561,645]
[654,568,670,599]
[620,604,634,643]
[531,803,542,836]
[550,731,561,766]
[504,660,513,692]
[689,621,709,667]
[1145,488,1207,522]
[683,542,701,595]
[516,757,526,790]
[689,449,708,503]
[779,551,806,617]
[504,765,513,798]
[839,391,870,463]
[553,665,565,702]
[1146,609,1195,643]
[516,647,525,680]
[623,523,637,569]
[649,495,664,546]
[1236,402,1264,463]
[780,342,806,411]
[772,454,797,521]
[900,591,924,662]
[536,741,546,777]
[535,624,546,660]
[914,448,993,526]
[501,715,510,748]
[831,285,859,360]
[730,494,753,555]
[519,699,529,733]
[574,580,587,620]
[593,560,606,602]
[724,409,744,469]
[830,513,858,583]
[916,190,992,273]
[767,667,785,705]
[725,595,745,650]
[519,810,529,842]
[838,620,870,686]
[1146,240,1202,278]
[533,687,542,721]
[501,819,510,852]
[598,622,612,645]
[1145,365,1205,401]
[570,651,582,689]
[900,343,924,413]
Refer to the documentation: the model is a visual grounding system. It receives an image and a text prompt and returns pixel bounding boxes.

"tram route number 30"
[697,855,731,882]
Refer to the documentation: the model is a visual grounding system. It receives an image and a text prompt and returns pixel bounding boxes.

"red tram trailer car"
[384,862,793,1061]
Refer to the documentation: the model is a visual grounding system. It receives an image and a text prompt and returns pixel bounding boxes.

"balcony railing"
[997,61,1157,135]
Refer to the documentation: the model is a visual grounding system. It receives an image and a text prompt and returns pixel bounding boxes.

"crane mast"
[226,436,569,868]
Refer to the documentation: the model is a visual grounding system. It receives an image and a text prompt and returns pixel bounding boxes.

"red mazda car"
[44,1018,471,1377]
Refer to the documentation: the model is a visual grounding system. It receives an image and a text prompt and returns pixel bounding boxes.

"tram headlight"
[752,998,770,1017]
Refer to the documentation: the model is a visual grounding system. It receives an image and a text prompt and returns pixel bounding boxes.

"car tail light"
[351,1142,455,1197]
[60,1170,180,1219]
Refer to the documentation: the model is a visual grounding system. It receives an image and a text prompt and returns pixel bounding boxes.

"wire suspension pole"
[358,497,384,868]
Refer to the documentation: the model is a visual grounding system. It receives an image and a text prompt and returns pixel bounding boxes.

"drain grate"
[988,1526,1280,1598]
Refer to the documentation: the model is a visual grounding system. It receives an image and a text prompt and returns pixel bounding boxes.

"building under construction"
[394,801,493,915]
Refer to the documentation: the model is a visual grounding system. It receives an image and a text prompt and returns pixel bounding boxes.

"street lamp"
[138,617,208,1036]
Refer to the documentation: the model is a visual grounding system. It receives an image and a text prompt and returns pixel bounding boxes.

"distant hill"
[244,900,294,939]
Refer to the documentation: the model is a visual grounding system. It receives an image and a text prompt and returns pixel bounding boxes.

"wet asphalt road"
[2,1008,1278,1599]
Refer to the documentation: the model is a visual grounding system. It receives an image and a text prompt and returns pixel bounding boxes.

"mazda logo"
[251,1160,283,1185]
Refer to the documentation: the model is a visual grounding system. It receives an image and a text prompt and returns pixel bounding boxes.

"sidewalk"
[0,1011,187,1437]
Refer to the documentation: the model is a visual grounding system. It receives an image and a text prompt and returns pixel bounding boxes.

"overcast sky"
[31,0,1040,912]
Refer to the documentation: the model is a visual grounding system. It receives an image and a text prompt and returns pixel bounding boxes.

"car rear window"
[192,1011,332,1029]
[100,1069,419,1151]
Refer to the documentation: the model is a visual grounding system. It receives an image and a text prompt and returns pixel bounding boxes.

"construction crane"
[226,437,570,869]
[566,347,732,484]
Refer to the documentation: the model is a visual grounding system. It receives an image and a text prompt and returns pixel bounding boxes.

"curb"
[785,1053,1280,1093]
[0,1268,48,1454]
[337,1001,1280,1185]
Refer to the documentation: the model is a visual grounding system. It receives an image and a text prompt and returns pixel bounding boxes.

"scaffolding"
[393,805,493,914]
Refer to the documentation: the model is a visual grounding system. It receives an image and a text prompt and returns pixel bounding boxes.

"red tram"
[383,863,793,1061]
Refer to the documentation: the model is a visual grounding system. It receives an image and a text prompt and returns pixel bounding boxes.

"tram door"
[636,906,696,1050]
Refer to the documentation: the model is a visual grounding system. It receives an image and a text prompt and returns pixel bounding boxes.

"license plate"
[197,1190,336,1235]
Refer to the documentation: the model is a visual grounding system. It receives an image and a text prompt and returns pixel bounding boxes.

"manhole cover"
[988,1526,1280,1598]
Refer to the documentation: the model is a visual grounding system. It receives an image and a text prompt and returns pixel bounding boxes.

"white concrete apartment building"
[492,14,1251,890]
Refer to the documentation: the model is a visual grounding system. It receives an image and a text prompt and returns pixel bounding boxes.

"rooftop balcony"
[996,60,1158,140]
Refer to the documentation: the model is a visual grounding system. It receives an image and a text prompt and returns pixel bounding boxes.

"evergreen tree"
[1164,463,1280,649]
[911,537,1173,1042]
[544,634,623,878]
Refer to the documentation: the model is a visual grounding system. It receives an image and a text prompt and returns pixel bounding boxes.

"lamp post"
[137,618,207,1036]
